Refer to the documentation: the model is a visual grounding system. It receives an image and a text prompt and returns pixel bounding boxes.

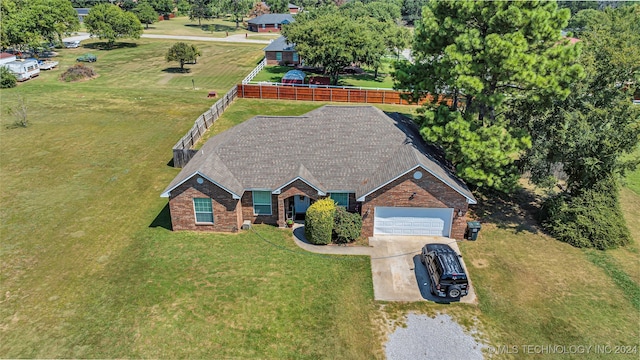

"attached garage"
[373,207,453,237]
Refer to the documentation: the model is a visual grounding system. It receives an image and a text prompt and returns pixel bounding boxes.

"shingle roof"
[264,36,296,52]
[248,13,294,25]
[162,106,476,203]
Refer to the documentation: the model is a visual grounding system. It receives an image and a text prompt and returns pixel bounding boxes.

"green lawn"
[1,36,638,359]
[2,38,381,358]
[142,15,280,40]
[252,62,396,89]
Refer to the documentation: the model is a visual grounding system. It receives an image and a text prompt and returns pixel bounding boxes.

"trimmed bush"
[60,64,96,82]
[333,207,362,244]
[304,198,336,245]
[539,178,631,250]
[0,67,17,88]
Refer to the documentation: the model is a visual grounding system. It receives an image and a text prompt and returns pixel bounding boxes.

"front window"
[329,193,349,207]
[253,191,272,215]
[276,52,282,61]
[193,198,213,223]
[292,52,299,62]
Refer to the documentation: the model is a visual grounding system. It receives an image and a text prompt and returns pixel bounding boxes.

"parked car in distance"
[420,243,469,299]
[37,59,59,70]
[64,41,80,48]
[76,53,97,62]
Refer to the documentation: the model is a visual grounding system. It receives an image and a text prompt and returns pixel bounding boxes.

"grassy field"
[143,15,280,40]
[1,36,638,359]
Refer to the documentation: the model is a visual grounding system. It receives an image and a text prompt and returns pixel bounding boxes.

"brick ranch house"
[264,36,300,65]
[247,13,294,32]
[161,106,477,239]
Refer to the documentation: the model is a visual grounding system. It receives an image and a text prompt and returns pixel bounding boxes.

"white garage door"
[373,207,453,237]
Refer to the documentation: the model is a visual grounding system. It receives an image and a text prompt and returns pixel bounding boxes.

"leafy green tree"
[268,0,289,13]
[176,0,191,15]
[394,0,582,192]
[146,0,174,14]
[166,42,202,71]
[519,4,640,193]
[1,0,79,47]
[557,0,599,15]
[85,3,143,48]
[134,1,158,29]
[221,0,253,28]
[189,0,212,25]
[401,0,428,25]
[282,9,379,84]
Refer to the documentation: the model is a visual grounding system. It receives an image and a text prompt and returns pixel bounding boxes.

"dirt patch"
[158,73,174,85]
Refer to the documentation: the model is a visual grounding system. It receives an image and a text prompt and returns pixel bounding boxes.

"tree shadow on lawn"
[83,42,138,50]
[149,203,172,230]
[184,23,236,32]
[472,187,542,234]
[162,67,192,73]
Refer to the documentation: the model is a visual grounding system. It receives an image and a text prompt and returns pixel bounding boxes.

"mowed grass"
[2,36,639,359]
[252,62,396,89]
[0,39,381,358]
[143,15,279,40]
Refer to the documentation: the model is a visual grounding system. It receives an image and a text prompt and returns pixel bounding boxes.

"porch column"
[277,195,285,227]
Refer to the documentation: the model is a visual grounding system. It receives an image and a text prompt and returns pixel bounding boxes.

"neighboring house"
[0,52,17,66]
[264,36,300,65]
[288,3,301,14]
[161,106,477,239]
[3,59,40,81]
[75,8,89,22]
[247,14,294,32]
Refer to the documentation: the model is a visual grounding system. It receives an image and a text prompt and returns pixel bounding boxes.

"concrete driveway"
[369,236,476,303]
[290,225,477,303]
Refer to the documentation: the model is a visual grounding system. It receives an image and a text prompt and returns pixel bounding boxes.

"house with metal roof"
[161,106,476,238]
[247,13,294,32]
[264,36,300,65]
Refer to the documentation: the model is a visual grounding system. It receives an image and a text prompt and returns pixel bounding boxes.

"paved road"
[63,32,271,44]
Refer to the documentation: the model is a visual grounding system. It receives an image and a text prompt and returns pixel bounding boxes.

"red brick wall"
[168,177,242,232]
[265,51,300,66]
[241,191,279,225]
[361,169,470,239]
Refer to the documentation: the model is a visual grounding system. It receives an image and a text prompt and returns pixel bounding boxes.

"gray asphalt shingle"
[162,106,475,203]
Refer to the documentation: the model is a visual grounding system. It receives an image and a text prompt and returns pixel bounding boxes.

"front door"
[294,195,310,214]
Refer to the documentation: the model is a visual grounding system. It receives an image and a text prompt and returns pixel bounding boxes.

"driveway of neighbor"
[291,225,477,304]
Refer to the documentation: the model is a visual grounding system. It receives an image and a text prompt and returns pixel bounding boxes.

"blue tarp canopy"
[282,70,306,81]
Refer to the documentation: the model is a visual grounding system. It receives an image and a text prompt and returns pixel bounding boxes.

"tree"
[146,0,174,14]
[189,0,213,25]
[134,1,158,29]
[221,0,253,28]
[283,10,375,85]
[84,3,143,48]
[401,0,428,25]
[166,42,202,71]
[1,0,79,48]
[268,0,289,13]
[519,4,640,193]
[394,0,582,192]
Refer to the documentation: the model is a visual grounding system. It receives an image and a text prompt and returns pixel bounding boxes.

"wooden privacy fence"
[237,83,444,106]
[172,86,237,167]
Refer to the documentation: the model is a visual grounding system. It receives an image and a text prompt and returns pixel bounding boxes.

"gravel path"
[385,313,486,360]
